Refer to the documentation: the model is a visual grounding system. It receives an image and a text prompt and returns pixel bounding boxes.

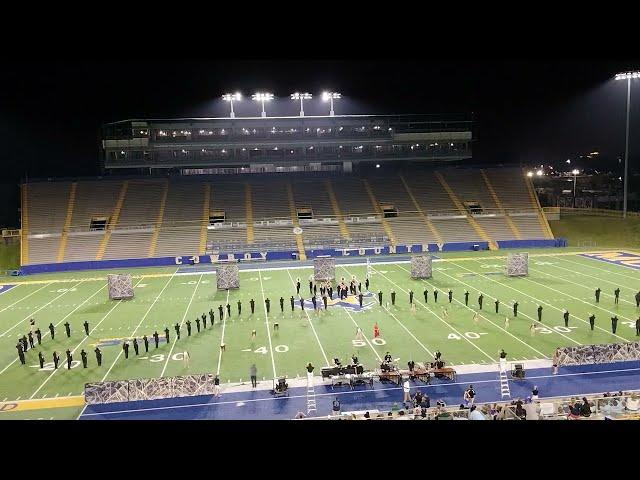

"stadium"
[1,65,640,421]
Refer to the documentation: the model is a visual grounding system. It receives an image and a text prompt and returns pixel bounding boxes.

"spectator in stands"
[568,399,582,418]
[293,411,307,419]
[580,397,592,417]
[363,411,370,419]
[531,386,539,400]
[412,405,421,419]
[468,405,486,420]
[523,397,539,420]
[514,400,527,419]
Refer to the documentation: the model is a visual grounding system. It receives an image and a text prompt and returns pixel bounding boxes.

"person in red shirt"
[373,322,380,338]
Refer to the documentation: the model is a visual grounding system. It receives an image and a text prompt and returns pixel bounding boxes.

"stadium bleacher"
[21,168,553,265]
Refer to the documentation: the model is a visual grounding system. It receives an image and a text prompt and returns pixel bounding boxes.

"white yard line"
[0,282,105,377]
[462,258,632,343]
[0,280,85,338]
[216,289,230,376]
[398,263,562,355]
[339,265,435,359]
[369,265,495,362]
[99,269,180,383]
[535,261,636,304]
[258,270,277,379]
[341,306,383,362]
[442,259,585,347]
[0,283,51,315]
[284,268,330,366]
[29,278,145,399]
[160,274,203,378]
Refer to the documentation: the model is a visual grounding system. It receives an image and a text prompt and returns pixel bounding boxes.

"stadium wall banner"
[20,239,563,274]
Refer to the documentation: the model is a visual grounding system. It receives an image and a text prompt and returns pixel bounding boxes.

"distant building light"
[120,150,125,155]
[201,149,206,153]
[566,159,571,164]
[242,148,246,151]
[536,170,543,176]
[376,164,380,168]
[434,142,438,146]
[590,151,599,155]
[221,149,227,154]
[527,171,534,177]
[450,142,454,146]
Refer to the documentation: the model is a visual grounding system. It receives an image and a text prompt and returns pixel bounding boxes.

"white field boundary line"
[29,278,146,399]
[0,283,51,315]
[338,265,433,359]
[98,269,180,383]
[78,366,640,418]
[216,289,230,376]
[551,256,640,297]
[0,281,86,338]
[558,255,640,284]
[258,270,277,379]
[284,268,330,366]
[368,265,495,362]
[0,282,106,377]
[161,274,204,378]
[461,258,633,343]
[398,263,569,354]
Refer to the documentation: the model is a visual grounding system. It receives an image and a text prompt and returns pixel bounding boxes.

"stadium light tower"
[572,169,580,208]
[291,92,312,117]
[222,92,242,118]
[322,91,341,116]
[614,71,640,218]
[252,92,274,118]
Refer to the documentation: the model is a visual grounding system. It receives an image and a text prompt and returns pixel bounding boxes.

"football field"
[1,248,639,419]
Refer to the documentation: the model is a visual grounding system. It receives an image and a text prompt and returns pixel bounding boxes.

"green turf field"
[1,248,640,419]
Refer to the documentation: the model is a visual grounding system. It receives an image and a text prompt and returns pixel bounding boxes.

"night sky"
[1,59,638,185]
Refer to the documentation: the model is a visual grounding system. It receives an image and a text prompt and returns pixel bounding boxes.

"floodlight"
[321,91,341,116]
[252,92,274,117]
[291,92,313,116]
[222,92,242,118]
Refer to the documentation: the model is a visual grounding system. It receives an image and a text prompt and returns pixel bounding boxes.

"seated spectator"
[523,398,539,420]
[515,400,527,419]
[568,400,582,418]
[459,403,468,410]
[580,397,592,417]
[420,394,431,409]
[391,402,400,412]
[397,410,410,420]
[363,411,370,419]
[413,405,421,419]
[626,394,640,411]
[421,406,427,418]
[468,405,486,420]
[293,411,307,419]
